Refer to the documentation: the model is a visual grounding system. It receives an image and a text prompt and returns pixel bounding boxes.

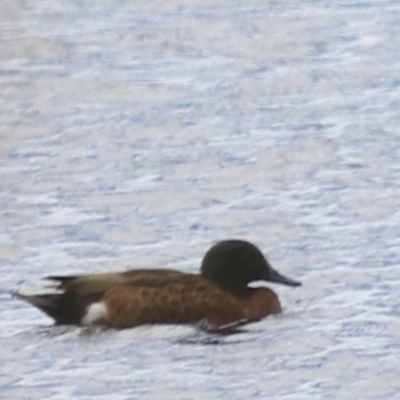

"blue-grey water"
[1,0,400,398]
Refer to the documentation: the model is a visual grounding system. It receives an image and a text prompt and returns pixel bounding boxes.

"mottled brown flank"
[104,276,282,329]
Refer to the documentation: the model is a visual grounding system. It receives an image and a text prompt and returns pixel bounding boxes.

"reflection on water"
[1,0,400,399]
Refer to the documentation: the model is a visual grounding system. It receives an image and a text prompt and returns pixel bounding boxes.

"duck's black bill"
[267,268,302,287]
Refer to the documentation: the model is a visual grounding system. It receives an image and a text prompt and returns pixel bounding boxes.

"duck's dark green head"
[200,239,301,297]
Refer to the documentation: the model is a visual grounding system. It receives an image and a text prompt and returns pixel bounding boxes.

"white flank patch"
[17,279,64,296]
[247,280,269,289]
[81,302,108,325]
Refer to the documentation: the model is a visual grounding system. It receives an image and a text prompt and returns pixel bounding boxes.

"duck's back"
[15,269,186,325]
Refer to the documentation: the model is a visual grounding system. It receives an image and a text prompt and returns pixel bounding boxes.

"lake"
[1,0,400,398]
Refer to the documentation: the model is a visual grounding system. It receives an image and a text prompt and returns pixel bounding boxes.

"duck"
[15,239,301,330]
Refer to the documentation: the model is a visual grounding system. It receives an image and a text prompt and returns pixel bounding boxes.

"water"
[1,0,400,398]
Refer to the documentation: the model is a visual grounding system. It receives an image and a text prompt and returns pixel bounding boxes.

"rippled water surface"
[1,0,400,398]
